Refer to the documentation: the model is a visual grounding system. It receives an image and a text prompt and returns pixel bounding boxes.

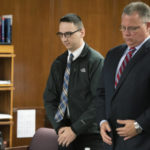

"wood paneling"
[0,0,150,146]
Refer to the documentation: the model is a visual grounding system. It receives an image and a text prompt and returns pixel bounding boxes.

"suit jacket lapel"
[107,45,127,101]
[115,39,150,92]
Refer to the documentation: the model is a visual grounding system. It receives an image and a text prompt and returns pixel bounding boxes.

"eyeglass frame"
[120,25,140,33]
[56,29,81,38]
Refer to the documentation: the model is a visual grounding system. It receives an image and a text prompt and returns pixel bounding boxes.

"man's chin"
[125,41,135,47]
[64,45,71,50]
[65,47,74,51]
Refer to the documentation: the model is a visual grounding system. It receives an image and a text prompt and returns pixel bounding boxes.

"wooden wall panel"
[51,0,150,56]
[13,0,52,107]
[0,0,150,147]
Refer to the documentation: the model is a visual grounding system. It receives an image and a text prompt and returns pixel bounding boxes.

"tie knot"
[69,53,74,62]
[129,47,136,55]
[129,47,135,51]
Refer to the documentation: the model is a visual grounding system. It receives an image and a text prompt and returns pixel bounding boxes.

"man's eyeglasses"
[120,25,140,33]
[56,29,81,38]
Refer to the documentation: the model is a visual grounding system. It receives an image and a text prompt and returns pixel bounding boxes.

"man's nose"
[61,35,67,41]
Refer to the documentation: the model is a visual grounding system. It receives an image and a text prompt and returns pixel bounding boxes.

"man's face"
[58,22,85,51]
[121,12,150,47]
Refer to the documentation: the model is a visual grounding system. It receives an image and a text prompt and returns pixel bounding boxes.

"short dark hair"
[59,13,84,29]
[123,2,150,22]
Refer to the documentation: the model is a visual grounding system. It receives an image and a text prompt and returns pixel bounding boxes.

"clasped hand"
[100,119,138,145]
[116,119,137,140]
[58,126,77,147]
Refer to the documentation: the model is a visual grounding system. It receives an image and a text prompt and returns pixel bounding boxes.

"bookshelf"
[0,45,15,147]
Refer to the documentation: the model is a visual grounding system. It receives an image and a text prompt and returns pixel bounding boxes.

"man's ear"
[80,28,85,38]
[146,22,150,31]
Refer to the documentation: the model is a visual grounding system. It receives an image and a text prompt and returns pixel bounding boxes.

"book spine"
[1,17,5,43]
[0,17,2,42]
[4,18,11,44]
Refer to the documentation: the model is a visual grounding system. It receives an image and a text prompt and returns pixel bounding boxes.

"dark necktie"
[115,47,135,88]
[54,53,73,122]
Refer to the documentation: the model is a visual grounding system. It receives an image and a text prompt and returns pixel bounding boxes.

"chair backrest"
[29,128,58,150]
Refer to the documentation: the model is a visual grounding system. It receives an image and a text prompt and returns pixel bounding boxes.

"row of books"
[0,15,12,45]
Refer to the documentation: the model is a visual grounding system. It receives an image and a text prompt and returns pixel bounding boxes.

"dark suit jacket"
[44,43,104,136]
[96,39,150,150]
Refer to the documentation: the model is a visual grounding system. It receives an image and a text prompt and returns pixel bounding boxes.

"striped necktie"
[115,47,135,88]
[54,53,73,122]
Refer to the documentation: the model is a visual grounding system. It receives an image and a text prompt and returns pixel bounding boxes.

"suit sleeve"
[95,65,107,125]
[95,50,113,126]
[136,108,150,133]
[43,62,64,132]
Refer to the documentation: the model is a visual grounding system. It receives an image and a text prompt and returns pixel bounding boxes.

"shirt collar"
[127,36,150,51]
[68,42,85,61]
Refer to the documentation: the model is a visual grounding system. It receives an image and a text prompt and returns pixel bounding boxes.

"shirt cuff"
[99,120,107,126]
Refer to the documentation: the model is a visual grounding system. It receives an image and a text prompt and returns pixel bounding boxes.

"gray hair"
[122,2,150,22]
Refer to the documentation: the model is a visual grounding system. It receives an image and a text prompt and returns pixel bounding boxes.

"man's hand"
[58,127,76,147]
[100,121,112,145]
[116,119,137,140]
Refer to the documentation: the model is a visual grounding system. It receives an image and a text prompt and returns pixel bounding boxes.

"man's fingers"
[116,127,126,136]
[58,136,63,145]
[59,128,65,134]
[65,138,72,147]
[117,119,127,124]
[103,134,112,145]
[62,138,68,147]
[101,130,112,145]
[100,122,112,145]
[124,135,132,141]
[117,131,126,137]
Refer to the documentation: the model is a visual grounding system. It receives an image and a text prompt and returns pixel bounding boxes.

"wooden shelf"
[0,45,14,54]
[0,54,15,57]
[0,120,13,125]
[0,84,13,87]
[0,87,14,91]
[0,45,14,147]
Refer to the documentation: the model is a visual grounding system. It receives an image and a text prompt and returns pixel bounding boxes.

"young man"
[44,14,104,150]
[97,2,150,150]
